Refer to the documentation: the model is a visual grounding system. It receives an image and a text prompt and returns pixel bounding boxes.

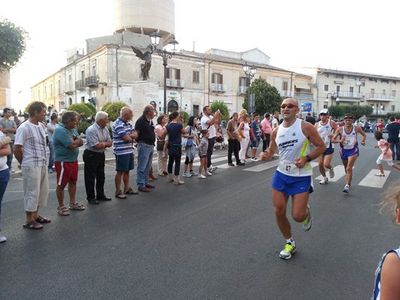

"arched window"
[168,100,179,112]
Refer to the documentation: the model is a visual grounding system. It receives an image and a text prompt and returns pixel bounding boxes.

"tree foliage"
[243,78,281,115]
[68,103,94,119]
[101,101,127,121]
[328,105,373,119]
[84,102,96,115]
[210,100,229,121]
[0,19,26,71]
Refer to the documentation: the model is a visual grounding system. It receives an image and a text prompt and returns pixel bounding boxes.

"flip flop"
[36,216,51,224]
[23,222,43,230]
[124,188,138,195]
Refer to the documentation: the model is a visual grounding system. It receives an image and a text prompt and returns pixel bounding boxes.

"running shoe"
[343,184,350,193]
[182,172,192,178]
[302,204,312,231]
[328,168,335,179]
[198,174,206,179]
[279,242,296,260]
[319,177,328,185]
[190,170,198,176]
[375,173,385,177]
[206,171,213,176]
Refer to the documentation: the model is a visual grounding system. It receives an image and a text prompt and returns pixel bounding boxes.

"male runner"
[315,109,337,184]
[260,98,326,260]
[332,113,366,193]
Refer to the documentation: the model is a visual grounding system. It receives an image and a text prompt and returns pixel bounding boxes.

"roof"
[318,68,400,81]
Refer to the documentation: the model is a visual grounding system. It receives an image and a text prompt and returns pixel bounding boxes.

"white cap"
[319,109,329,114]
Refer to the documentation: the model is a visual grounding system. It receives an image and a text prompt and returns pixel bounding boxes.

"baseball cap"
[319,109,328,115]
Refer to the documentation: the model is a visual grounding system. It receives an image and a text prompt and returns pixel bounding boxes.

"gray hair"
[120,106,133,118]
[95,111,108,122]
[61,111,79,125]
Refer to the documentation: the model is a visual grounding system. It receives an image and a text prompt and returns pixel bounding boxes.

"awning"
[294,83,310,90]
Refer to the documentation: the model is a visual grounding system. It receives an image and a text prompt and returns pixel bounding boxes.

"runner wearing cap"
[315,109,337,184]
[332,114,366,193]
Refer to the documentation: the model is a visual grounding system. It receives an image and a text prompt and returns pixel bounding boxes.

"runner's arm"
[356,126,366,145]
[332,127,343,144]
[295,122,326,168]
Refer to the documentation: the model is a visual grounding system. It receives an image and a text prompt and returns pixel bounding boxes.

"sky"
[2,0,400,110]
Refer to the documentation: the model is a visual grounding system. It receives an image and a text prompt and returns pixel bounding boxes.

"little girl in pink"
[374,131,400,176]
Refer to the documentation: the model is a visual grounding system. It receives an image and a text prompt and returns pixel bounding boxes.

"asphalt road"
[0,132,398,299]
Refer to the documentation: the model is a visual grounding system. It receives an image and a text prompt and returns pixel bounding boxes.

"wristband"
[306,154,312,162]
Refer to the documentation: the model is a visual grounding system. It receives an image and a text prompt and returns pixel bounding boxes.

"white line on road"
[314,165,346,182]
[358,169,390,188]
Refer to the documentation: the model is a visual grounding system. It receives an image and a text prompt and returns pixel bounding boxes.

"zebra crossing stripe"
[358,169,390,188]
[314,165,346,182]
[244,160,279,172]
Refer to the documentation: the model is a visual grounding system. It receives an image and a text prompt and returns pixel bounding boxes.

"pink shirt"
[378,139,392,160]
[260,118,272,135]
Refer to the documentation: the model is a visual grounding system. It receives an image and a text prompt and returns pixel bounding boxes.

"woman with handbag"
[183,116,199,178]
[155,114,168,176]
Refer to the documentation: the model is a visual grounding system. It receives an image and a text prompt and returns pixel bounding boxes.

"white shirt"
[272,117,279,129]
[201,115,216,138]
[0,132,8,171]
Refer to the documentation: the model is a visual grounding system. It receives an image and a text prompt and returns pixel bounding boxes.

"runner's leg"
[345,155,358,186]
[272,189,290,239]
[291,192,309,223]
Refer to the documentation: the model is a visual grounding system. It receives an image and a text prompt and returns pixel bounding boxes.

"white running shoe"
[343,184,350,193]
[328,168,335,179]
[319,177,328,185]
[198,174,206,179]
[190,170,198,176]
[375,173,385,177]
[206,171,213,176]
[182,172,192,178]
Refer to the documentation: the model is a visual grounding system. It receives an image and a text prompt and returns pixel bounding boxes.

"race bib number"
[278,161,299,176]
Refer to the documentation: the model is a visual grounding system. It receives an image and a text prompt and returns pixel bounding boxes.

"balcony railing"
[364,93,394,102]
[166,79,184,88]
[336,91,363,99]
[294,92,313,101]
[85,76,99,87]
[239,86,249,95]
[75,80,85,90]
[210,83,226,93]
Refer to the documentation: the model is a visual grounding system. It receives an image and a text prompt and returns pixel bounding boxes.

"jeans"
[207,137,216,168]
[389,142,400,160]
[0,169,10,229]
[48,141,55,169]
[136,143,154,188]
[228,139,240,164]
[83,150,105,200]
[168,145,182,175]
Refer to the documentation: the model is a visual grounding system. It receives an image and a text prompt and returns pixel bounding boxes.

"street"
[0,132,398,299]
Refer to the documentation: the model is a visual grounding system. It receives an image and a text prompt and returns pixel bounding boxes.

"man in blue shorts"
[260,98,326,260]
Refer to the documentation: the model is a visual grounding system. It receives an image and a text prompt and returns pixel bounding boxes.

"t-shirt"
[0,117,17,141]
[260,118,272,135]
[14,120,47,167]
[271,117,279,129]
[200,115,216,138]
[53,124,79,162]
[166,122,183,145]
[378,139,392,160]
[386,122,400,143]
[47,122,56,142]
[112,118,134,155]
[0,132,8,171]
[251,120,262,140]
[135,115,156,145]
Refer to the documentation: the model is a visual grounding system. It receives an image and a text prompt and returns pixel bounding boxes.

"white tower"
[114,0,175,40]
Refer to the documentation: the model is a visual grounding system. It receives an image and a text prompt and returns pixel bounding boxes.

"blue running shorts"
[340,147,359,160]
[272,170,312,196]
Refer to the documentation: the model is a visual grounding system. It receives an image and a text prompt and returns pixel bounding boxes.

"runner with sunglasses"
[260,98,326,260]
[315,109,337,185]
[332,113,366,193]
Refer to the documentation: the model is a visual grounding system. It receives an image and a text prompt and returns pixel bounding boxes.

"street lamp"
[243,63,256,113]
[150,31,179,114]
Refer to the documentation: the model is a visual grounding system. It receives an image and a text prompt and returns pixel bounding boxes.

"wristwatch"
[306,155,312,162]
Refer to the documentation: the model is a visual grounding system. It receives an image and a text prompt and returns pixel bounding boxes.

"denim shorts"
[115,153,134,172]
[250,139,260,149]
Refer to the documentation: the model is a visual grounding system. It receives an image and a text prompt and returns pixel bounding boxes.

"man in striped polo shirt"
[112,106,138,199]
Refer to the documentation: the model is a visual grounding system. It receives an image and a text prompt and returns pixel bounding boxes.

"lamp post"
[243,63,256,113]
[150,32,179,114]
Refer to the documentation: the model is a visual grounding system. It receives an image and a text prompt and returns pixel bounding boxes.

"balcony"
[364,93,394,102]
[239,85,249,95]
[210,83,226,93]
[294,92,313,101]
[85,76,99,87]
[166,79,184,89]
[75,80,85,90]
[337,91,363,99]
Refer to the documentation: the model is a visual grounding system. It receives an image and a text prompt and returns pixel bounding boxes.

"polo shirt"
[53,124,79,162]
[135,115,155,145]
[85,122,111,153]
[112,118,134,155]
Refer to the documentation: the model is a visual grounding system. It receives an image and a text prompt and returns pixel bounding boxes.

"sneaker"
[182,172,192,178]
[190,170,198,176]
[279,242,296,260]
[328,168,335,179]
[198,174,206,179]
[375,172,385,177]
[319,177,328,185]
[251,157,258,161]
[206,171,213,176]
[209,165,217,172]
[302,205,312,231]
[237,162,245,166]
[228,162,235,167]
[0,233,7,243]
[343,184,350,193]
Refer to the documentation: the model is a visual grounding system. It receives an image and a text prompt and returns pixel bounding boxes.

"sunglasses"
[320,113,328,116]
[280,104,298,109]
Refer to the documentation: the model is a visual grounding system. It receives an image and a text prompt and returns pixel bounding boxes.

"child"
[198,129,209,179]
[374,131,400,176]
[372,186,400,299]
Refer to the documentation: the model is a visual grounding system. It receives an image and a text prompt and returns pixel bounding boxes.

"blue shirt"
[166,122,183,145]
[112,118,134,155]
[53,124,79,162]
[85,122,111,153]
[251,120,261,140]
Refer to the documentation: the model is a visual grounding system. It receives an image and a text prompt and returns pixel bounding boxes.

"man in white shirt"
[271,111,280,129]
[200,106,221,173]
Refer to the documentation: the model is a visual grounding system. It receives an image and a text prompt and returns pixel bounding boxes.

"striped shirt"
[112,118,134,155]
[85,122,111,153]
[14,120,47,167]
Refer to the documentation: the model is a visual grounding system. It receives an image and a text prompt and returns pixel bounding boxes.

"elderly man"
[83,111,113,204]
[14,101,50,230]
[0,107,17,170]
[112,106,138,199]
[135,105,156,192]
[53,111,85,216]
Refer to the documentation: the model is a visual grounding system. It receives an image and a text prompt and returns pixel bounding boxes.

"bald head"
[282,98,299,106]
[120,106,133,121]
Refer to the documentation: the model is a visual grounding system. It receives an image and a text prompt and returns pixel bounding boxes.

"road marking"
[314,165,346,182]
[244,160,279,172]
[358,169,390,188]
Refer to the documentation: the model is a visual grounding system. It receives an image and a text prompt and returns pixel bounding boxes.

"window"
[324,84,329,91]
[193,105,199,117]
[193,71,200,83]
[167,68,180,80]
[335,74,344,79]
[381,105,385,111]
[81,70,85,81]
[349,87,354,93]
[381,79,389,84]
[392,90,396,97]
[101,87,104,95]
[68,74,72,91]
[382,89,386,95]
[392,105,396,112]
[282,81,288,91]
[211,73,223,84]
[92,65,96,77]
[239,77,249,87]
[371,88,375,96]
[336,86,340,92]
[81,96,85,103]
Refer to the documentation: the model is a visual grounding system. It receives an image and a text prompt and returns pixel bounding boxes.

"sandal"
[124,188,138,195]
[115,191,127,199]
[69,202,86,211]
[57,206,70,216]
[36,216,51,224]
[23,221,43,230]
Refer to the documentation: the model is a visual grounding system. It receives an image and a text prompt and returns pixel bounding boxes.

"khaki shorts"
[22,165,49,212]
